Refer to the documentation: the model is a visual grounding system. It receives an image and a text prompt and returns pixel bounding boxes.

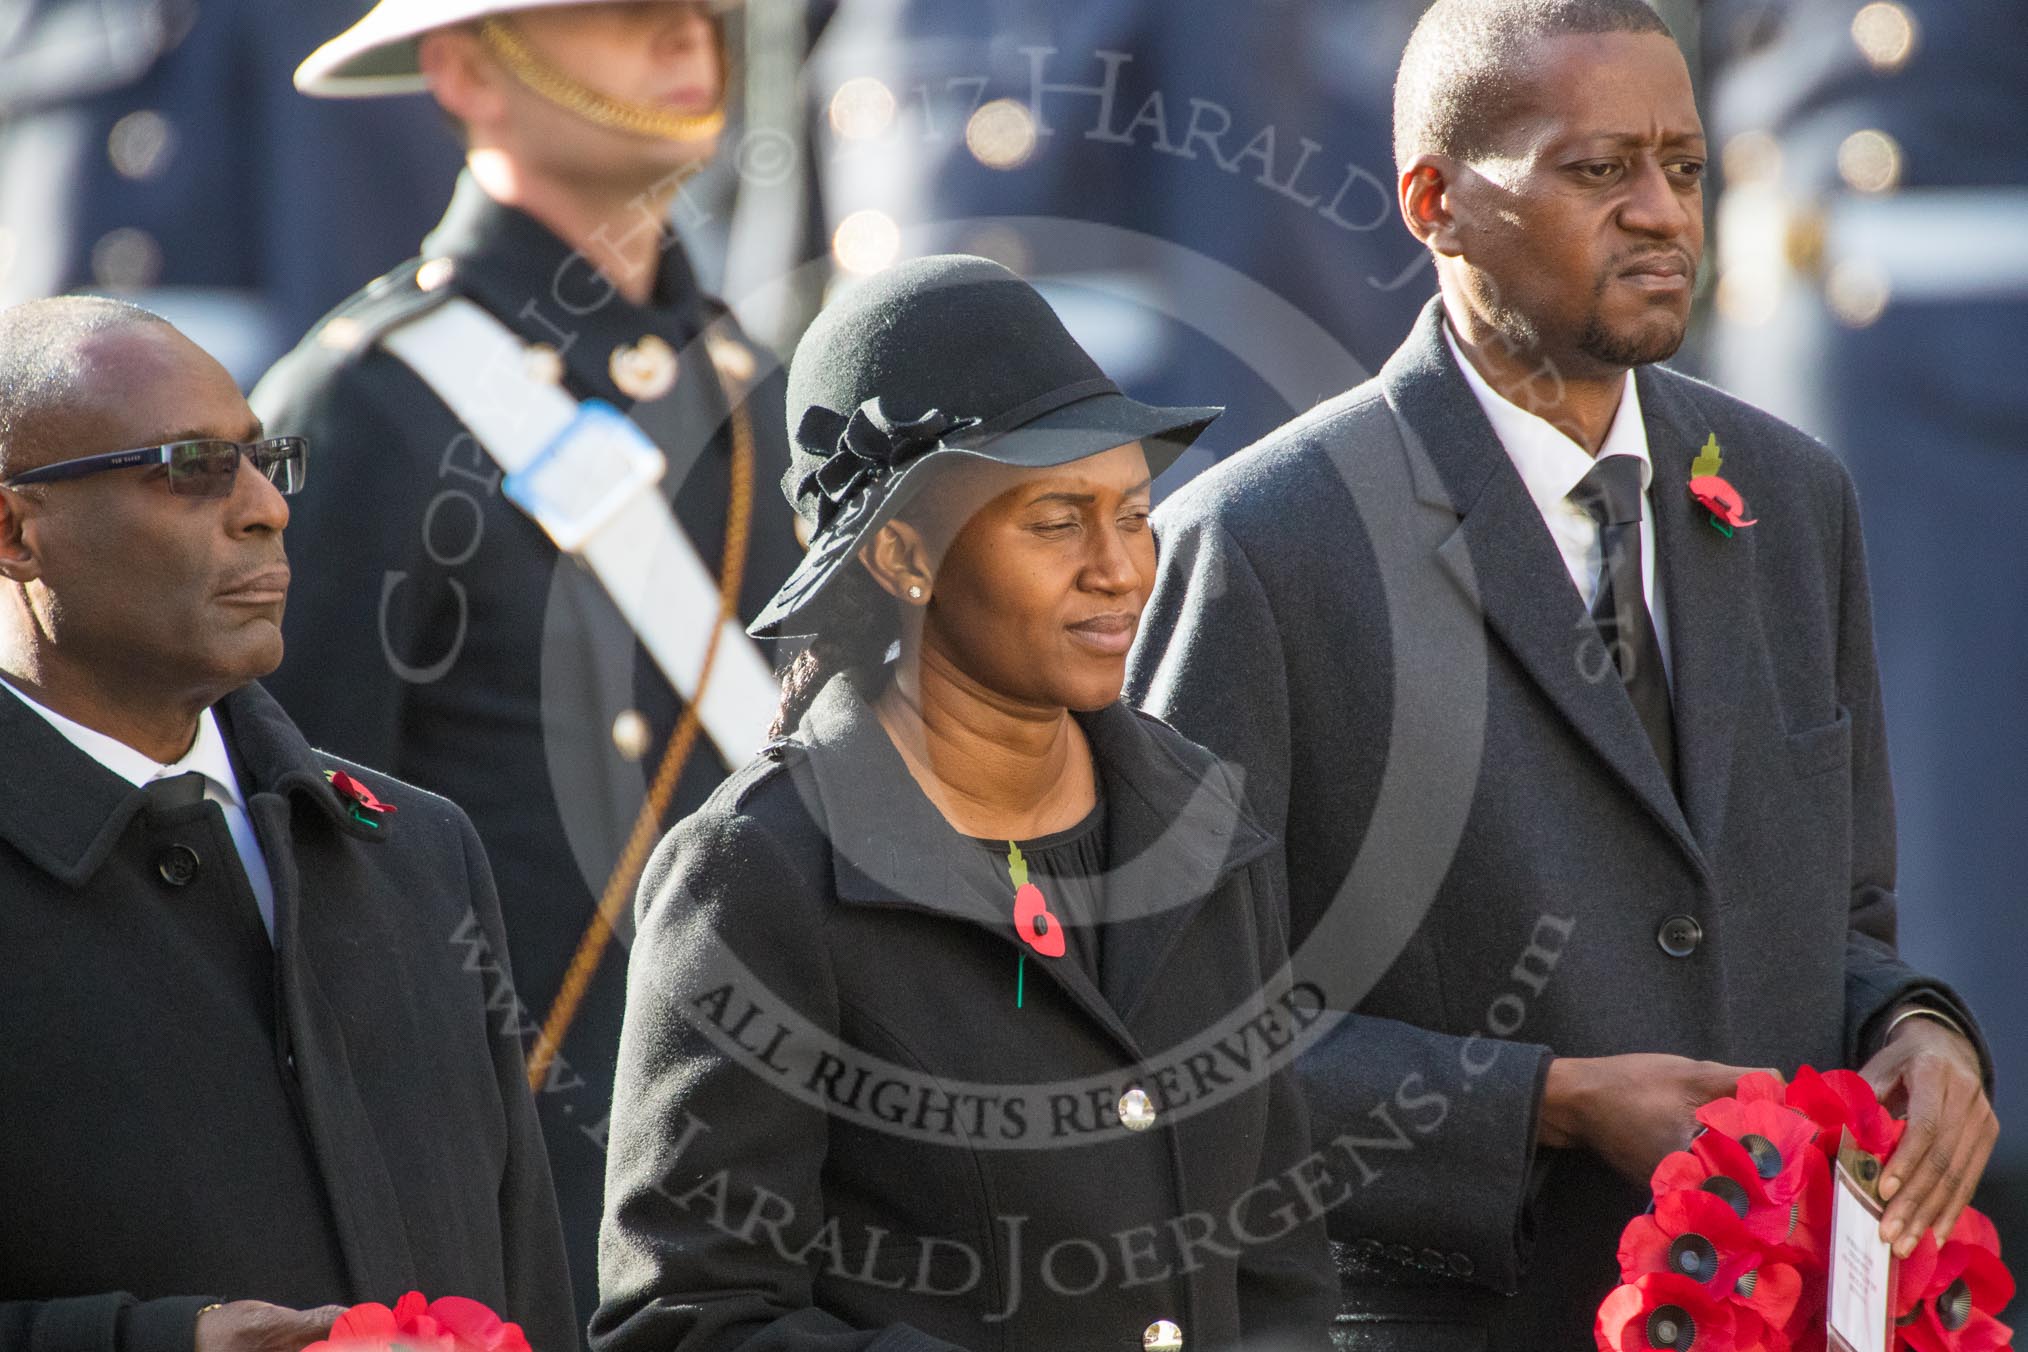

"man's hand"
[193,1301,348,1352]
[1862,1012,1998,1258]
[1540,1054,1769,1186]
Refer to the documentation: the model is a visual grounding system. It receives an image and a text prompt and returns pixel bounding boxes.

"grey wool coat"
[1124,297,1986,1351]
[593,671,1337,1352]
[0,682,577,1352]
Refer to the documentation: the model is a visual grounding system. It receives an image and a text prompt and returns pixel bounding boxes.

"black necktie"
[1570,455,1678,789]
[142,771,207,812]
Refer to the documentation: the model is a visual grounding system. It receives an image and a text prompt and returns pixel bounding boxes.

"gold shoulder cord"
[526,396,756,1094]
[478,16,728,142]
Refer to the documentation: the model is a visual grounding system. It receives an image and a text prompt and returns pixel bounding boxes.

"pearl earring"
[907,585,925,601]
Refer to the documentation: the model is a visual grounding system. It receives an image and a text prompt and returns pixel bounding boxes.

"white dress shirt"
[1444,323,1674,684]
[2,679,278,941]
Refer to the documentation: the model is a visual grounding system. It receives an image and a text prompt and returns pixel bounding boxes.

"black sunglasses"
[1,437,308,499]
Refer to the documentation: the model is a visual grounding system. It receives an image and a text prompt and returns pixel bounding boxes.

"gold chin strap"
[477,16,728,142]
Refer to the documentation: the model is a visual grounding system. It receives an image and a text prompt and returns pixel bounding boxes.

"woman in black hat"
[596,256,1335,1352]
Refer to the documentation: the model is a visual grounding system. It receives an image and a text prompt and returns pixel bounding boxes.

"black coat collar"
[0,681,382,886]
[782,671,1276,1033]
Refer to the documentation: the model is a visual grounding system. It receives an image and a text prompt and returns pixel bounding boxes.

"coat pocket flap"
[1785,706,1852,779]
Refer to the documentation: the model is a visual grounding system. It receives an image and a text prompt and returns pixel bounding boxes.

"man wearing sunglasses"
[0,296,576,1352]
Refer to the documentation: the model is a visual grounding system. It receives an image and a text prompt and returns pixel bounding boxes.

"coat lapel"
[1082,704,1277,1025]
[1639,369,1756,853]
[1380,298,1705,873]
[219,685,418,1298]
[792,675,1273,1052]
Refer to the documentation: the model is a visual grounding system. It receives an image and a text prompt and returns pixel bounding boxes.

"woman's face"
[910,441,1156,713]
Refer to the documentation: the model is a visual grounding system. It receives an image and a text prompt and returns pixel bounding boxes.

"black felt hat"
[749,255,1221,639]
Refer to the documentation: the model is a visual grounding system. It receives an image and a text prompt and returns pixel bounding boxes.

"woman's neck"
[873,651,1097,841]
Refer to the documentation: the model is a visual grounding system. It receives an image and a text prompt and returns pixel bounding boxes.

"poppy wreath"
[1596,1069,2016,1352]
[301,1291,531,1352]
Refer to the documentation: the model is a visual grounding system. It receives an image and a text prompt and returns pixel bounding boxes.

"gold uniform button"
[704,331,757,387]
[1117,1087,1157,1132]
[1143,1319,1183,1352]
[610,334,679,402]
[415,257,456,292]
[612,709,653,762]
[523,342,565,386]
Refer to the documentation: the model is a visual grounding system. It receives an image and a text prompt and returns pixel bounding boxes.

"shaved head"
[0,296,178,479]
[1393,0,1674,170]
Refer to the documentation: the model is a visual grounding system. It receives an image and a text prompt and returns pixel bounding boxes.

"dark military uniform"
[1699,0,2028,1267]
[0,0,462,382]
[251,171,806,1332]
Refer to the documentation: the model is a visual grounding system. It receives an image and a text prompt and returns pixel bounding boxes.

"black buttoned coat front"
[594,673,1336,1352]
[0,683,577,1352]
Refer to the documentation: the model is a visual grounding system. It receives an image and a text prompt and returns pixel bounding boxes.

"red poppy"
[1005,842,1065,958]
[302,1293,528,1352]
[1606,1071,2015,1352]
[328,769,399,816]
[1623,1189,1808,1338]
[1783,1067,1905,1163]
[1654,1132,1833,1257]
[1896,1210,2016,1352]
[1689,474,1757,529]
[1621,1190,1766,1293]
[1695,1095,1821,1208]
[1598,1272,1768,1352]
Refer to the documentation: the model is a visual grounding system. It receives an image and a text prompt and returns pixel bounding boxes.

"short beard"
[1577,307,1687,369]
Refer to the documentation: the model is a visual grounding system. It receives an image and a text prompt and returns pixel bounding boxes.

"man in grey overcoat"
[1126,3,1998,1348]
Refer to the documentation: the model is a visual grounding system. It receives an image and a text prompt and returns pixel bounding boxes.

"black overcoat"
[1125,297,1988,1350]
[594,672,1337,1352]
[0,683,576,1352]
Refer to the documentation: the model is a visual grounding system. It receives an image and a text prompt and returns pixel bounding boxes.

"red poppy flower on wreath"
[1694,1090,1821,1211]
[1654,1129,1833,1256]
[1895,1209,2017,1352]
[301,1292,530,1352]
[1783,1066,1906,1164]
[1598,1271,1768,1352]
[1622,1190,1763,1293]
[1620,1189,1806,1337]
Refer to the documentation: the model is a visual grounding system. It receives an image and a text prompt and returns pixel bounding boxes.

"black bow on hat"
[747,254,1223,640]
[794,399,982,535]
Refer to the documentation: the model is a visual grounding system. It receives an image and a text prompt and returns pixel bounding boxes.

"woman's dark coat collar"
[774,671,1276,1030]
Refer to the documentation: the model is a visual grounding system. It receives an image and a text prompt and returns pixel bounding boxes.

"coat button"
[612,709,653,762]
[1143,1320,1183,1352]
[1117,1088,1157,1132]
[1418,1248,1448,1271]
[1448,1252,1475,1278]
[155,844,201,886]
[1657,915,1704,957]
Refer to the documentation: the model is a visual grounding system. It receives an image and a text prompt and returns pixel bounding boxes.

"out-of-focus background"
[7,0,2021,1262]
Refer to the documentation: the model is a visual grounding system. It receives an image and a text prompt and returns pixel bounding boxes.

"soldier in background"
[1699,0,2028,1265]
[251,0,805,1331]
[0,0,462,382]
